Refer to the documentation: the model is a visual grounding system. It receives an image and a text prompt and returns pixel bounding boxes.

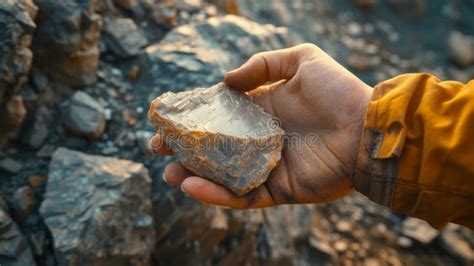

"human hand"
[149,43,373,208]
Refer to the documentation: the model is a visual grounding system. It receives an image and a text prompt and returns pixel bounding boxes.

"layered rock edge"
[148,83,285,195]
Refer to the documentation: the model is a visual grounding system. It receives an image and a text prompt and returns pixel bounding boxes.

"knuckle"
[290,43,322,67]
[249,52,264,62]
[296,43,319,52]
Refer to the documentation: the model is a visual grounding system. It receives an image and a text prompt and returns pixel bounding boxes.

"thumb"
[224,45,310,91]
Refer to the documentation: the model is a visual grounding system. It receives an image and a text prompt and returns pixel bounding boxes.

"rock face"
[149,83,284,195]
[151,183,324,266]
[137,15,291,93]
[152,188,229,265]
[40,148,155,265]
[32,0,101,86]
[63,91,106,139]
[0,0,37,146]
[0,197,35,266]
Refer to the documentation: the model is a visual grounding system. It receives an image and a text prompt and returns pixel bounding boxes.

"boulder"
[63,91,106,139]
[102,17,148,57]
[149,83,284,195]
[40,148,155,265]
[32,0,101,86]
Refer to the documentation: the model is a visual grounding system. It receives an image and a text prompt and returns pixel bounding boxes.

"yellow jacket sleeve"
[353,73,474,229]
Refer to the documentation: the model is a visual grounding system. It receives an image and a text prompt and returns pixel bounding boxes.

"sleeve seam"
[367,179,473,198]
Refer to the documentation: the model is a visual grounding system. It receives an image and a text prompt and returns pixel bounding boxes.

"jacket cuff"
[352,84,399,207]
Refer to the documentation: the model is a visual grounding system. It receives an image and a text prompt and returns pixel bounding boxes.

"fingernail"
[148,143,155,154]
[150,136,165,155]
[162,165,170,183]
[180,185,189,196]
[149,135,158,145]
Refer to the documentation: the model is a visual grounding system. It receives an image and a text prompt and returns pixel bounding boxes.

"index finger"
[148,134,174,156]
[181,176,275,209]
[224,43,319,91]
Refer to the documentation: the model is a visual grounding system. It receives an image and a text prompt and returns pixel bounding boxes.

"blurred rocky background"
[0,0,473,265]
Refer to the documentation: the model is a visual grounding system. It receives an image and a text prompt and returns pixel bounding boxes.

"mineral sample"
[148,83,285,195]
[40,148,155,265]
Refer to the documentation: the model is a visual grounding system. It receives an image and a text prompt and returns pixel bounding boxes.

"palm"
[254,57,371,204]
[151,44,372,209]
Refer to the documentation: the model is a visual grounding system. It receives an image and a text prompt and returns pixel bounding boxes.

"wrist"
[351,83,397,207]
[350,82,373,169]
